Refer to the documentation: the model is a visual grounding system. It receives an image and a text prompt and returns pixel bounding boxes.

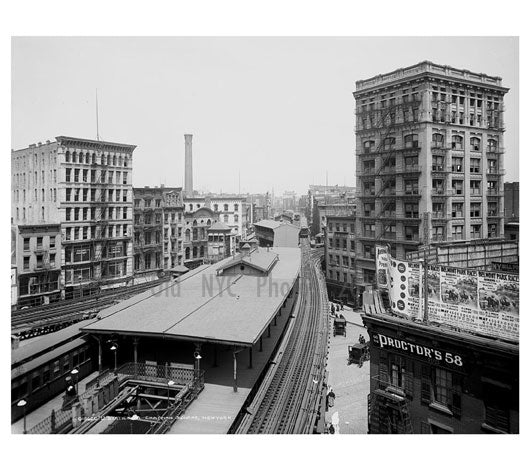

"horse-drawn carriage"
[348,342,370,366]
[333,317,347,337]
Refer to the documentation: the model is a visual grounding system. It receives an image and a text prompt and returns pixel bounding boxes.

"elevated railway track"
[233,240,330,434]
[12,278,168,340]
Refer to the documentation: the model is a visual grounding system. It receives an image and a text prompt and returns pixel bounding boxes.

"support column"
[259,336,263,352]
[133,337,139,378]
[233,348,238,392]
[248,346,253,369]
[96,336,102,373]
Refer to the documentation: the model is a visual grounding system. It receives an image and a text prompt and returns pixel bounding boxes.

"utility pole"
[96,89,100,141]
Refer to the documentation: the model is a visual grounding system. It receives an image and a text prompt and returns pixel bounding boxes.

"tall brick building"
[354,62,508,295]
[11,136,136,301]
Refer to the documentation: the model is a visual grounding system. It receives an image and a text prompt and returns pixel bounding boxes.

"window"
[364,223,375,237]
[470,137,481,151]
[452,180,463,195]
[405,226,418,241]
[364,182,375,196]
[74,169,80,182]
[451,135,463,150]
[452,225,464,240]
[363,160,375,174]
[488,223,498,238]
[487,139,498,152]
[23,238,30,251]
[404,179,419,195]
[451,157,463,173]
[405,203,419,218]
[470,180,481,196]
[432,156,445,171]
[470,158,481,173]
[471,224,482,239]
[66,168,71,182]
[363,140,375,154]
[433,226,444,241]
[363,244,375,259]
[23,256,30,270]
[470,203,481,218]
[404,134,419,148]
[383,137,395,150]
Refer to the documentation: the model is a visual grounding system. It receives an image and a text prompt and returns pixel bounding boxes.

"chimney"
[184,134,193,197]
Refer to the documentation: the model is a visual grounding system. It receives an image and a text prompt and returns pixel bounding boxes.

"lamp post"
[128,412,139,434]
[194,351,202,388]
[17,399,27,434]
[110,344,118,374]
[167,380,175,408]
[71,368,79,395]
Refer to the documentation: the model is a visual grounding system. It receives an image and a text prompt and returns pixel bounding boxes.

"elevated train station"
[12,245,302,433]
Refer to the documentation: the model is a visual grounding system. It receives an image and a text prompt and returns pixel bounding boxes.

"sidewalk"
[11,371,100,434]
[325,306,370,434]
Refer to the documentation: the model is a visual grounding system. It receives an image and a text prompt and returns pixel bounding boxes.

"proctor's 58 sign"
[374,333,464,367]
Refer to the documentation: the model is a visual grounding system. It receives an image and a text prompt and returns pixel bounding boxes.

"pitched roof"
[208,221,231,231]
[254,219,281,230]
[216,249,279,275]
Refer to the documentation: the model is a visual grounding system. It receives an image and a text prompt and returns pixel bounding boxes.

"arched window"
[470,137,481,152]
[224,214,229,223]
[107,155,111,165]
[72,152,77,163]
[185,229,190,242]
[189,204,193,211]
[451,135,463,150]
[224,204,229,211]
[404,134,419,148]
[113,155,117,166]
[192,246,198,258]
[200,246,204,257]
[234,204,239,212]
[118,156,123,166]
[193,219,198,226]
[101,154,106,165]
[65,151,70,162]
[185,247,190,259]
[124,157,128,167]
[79,152,84,163]
[383,137,395,150]
[193,228,198,240]
[214,204,218,212]
[207,219,211,226]
[363,140,375,154]
[432,133,444,148]
[92,153,96,164]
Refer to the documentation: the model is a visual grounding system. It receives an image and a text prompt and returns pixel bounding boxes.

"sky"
[11,37,518,195]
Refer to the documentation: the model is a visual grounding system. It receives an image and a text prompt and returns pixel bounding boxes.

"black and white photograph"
[3,2,526,469]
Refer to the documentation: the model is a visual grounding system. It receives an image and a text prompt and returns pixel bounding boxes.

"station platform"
[325,307,370,434]
[167,304,293,434]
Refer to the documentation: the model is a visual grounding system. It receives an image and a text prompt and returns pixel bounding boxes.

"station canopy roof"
[82,247,301,347]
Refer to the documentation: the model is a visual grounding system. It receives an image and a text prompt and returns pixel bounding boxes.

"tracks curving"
[235,239,330,434]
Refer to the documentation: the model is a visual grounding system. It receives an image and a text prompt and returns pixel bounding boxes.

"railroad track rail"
[234,240,330,434]
[11,278,168,339]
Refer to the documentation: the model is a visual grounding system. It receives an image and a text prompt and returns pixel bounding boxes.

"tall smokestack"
[184,134,193,196]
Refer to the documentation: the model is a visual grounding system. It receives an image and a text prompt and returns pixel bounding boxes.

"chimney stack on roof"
[184,134,193,197]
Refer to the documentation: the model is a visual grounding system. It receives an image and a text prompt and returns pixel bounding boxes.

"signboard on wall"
[375,246,390,289]
[376,252,519,342]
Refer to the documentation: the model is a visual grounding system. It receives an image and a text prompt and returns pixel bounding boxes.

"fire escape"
[368,375,413,434]
[358,93,423,256]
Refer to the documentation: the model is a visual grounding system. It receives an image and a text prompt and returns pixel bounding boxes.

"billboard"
[375,245,390,289]
[378,252,519,342]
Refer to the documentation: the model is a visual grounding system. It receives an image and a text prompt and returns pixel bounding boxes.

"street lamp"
[71,368,79,395]
[110,344,118,374]
[167,380,175,408]
[17,399,27,434]
[194,351,202,386]
[128,412,139,434]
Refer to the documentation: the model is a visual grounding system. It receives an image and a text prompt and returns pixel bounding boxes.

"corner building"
[12,136,136,299]
[363,313,519,434]
[354,62,508,293]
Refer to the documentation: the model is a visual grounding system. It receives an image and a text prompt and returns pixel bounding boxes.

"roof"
[217,249,279,275]
[208,221,231,231]
[169,266,190,274]
[254,220,281,230]
[81,248,301,347]
[12,338,87,380]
